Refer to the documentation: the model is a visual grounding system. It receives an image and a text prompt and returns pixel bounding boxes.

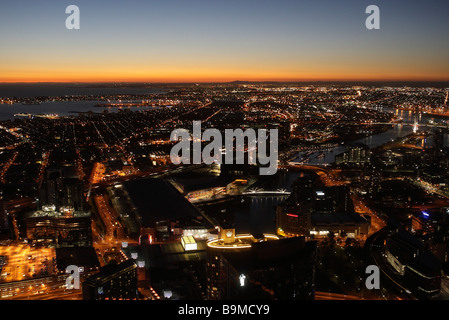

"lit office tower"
[206,228,316,300]
[206,228,257,300]
[362,168,383,196]
[276,172,318,237]
[335,143,370,165]
[39,167,84,211]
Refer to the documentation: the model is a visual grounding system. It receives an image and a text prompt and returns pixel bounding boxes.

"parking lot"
[0,244,55,282]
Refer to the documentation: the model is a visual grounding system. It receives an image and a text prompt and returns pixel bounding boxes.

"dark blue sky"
[0,0,448,82]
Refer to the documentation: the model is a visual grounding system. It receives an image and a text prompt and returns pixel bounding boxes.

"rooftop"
[311,212,368,226]
[221,237,317,272]
[123,240,208,269]
[29,206,90,219]
[83,259,137,286]
[55,246,100,271]
[206,233,279,250]
[123,178,209,227]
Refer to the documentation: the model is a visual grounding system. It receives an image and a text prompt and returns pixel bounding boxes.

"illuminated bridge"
[242,188,291,196]
[368,122,448,129]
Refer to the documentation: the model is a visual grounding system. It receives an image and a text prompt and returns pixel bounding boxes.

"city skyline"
[2,0,449,305]
[1,81,449,302]
[1,0,449,83]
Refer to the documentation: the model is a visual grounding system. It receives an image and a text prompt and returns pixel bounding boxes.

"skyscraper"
[39,167,84,211]
[40,168,64,209]
[63,178,84,211]
[206,229,316,300]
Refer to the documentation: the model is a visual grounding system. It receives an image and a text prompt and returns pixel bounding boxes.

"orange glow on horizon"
[1,73,448,84]
[1,60,448,84]
[2,53,448,84]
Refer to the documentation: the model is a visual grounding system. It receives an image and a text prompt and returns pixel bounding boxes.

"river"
[293,108,449,165]
[0,83,168,121]
[0,100,167,121]
[230,108,449,234]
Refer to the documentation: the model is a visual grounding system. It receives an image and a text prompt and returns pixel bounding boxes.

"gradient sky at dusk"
[0,0,448,82]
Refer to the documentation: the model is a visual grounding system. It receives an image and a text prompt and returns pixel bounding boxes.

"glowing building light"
[181,235,198,251]
[163,290,172,299]
[239,274,246,287]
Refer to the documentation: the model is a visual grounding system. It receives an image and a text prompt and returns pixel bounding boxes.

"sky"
[0,0,448,83]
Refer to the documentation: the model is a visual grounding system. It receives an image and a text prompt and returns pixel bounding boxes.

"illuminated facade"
[276,174,369,238]
[206,228,278,299]
[39,168,84,212]
[335,143,371,166]
[206,229,316,300]
[26,205,92,247]
[276,206,311,237]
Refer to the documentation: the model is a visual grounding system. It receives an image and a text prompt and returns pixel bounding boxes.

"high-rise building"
[433,128,444,153]
[82,259,138,300]
[206,229,316,300]
[63,178,84,211]
[276,173,318,237]
[39,167,84,211]
[206,228,278,300]
[335,143,370,166]
[361,167,382,196]
[26,205,92,247]
[276,206,312,237]
[276,173,369,238]
[40,168,64,208]
[384,227,441,299]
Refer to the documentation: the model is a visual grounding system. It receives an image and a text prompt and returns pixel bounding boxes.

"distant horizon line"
[1,80,449,85]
